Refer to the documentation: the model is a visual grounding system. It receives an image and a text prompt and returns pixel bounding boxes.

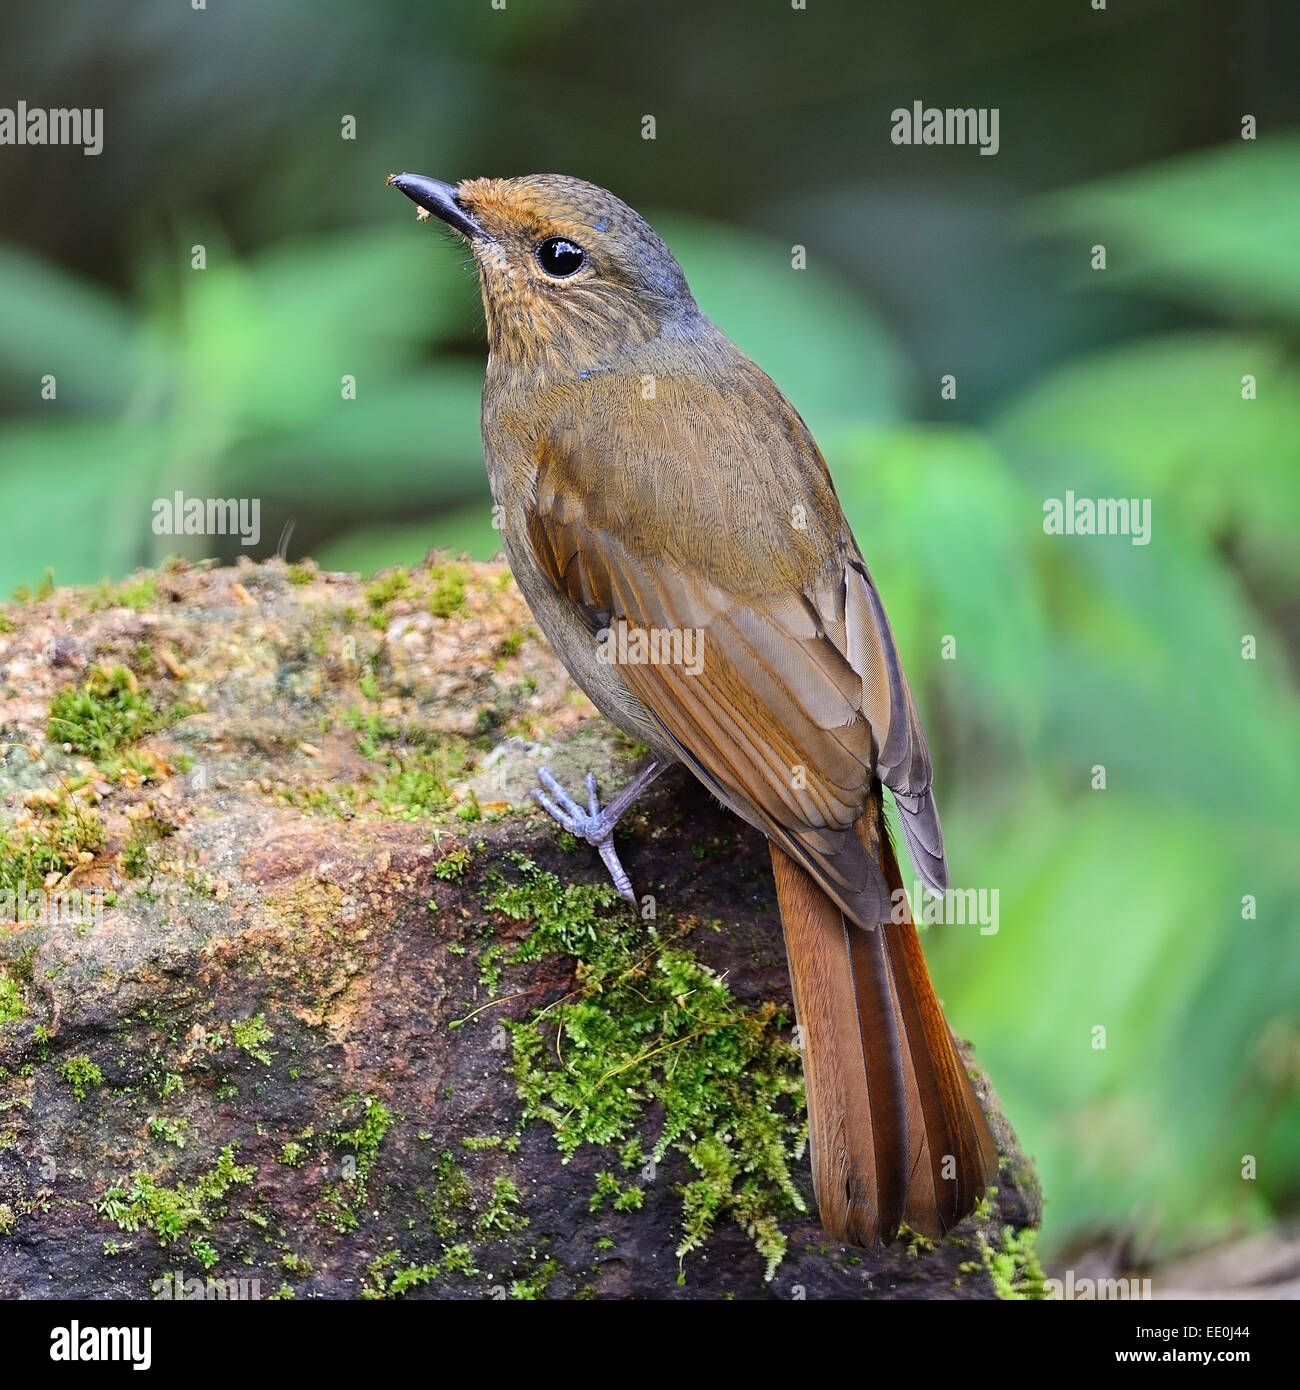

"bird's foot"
[529,761,664,907]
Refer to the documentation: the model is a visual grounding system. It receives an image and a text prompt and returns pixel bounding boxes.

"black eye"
[536,236,585,278]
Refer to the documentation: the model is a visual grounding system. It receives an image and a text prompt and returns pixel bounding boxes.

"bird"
[388,170,998,1246]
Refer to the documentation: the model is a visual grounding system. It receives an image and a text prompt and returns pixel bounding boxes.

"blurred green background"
[2,0,1297,1265]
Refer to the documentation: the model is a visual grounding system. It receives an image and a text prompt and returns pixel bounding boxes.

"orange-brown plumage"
[391,170,997,1245]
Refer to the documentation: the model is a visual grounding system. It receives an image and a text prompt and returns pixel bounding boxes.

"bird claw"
[530,766,638,906]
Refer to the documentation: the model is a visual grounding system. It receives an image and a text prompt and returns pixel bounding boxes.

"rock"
[0,556,1041,1300]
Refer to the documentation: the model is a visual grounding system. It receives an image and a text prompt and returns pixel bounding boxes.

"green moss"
[278,1142,307,1167]
[120,575,158,609]
[84,574,157,612]
[440,1242,478,1276]
[476,944,504,996]
[434,848,474,882]
[122,814,170,879]
[0,788,104,900]
[489,851,622,963]
[363,568,411,611]
[231,1014,275,1065]
[899,1225,936,1256]
[147,1115,189,1148]
[320,1095,394,1231]
[495,628,528,659]
[47,664,165,759]
[95,1144,255,1246]
[474,1176,528,1235]
[190,1237,218,1269]
[590,1171,644,1213]
[0,974,26,1026]
[489,854,805,1280]
[374,761,450,816]
[58,1054,104,1101]
[0,1202,14,1234]
[120,834,149,878]
[284,728,470,821]
[286,563,315,586]
[427,563,468,619]
[335,1096,394,1164]
[12,567,55,603]
[508,1256,560,1300]
[0,612,13,634]
[981,1224,1049,1300]
[427,1149,471,1238]
[281,782,364,819]
[360,1241,480,1299]
[360,1250,440,1299]
[365,733,470,816]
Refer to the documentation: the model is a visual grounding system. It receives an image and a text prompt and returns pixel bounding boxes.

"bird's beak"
[386,172,487,240]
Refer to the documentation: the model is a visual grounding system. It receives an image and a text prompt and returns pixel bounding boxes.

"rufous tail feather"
[770,799,997,1245]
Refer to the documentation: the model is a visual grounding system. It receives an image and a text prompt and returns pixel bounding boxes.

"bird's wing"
[523,360,947,921]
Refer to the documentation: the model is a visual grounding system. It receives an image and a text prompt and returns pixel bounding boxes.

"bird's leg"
[530,760,666,906]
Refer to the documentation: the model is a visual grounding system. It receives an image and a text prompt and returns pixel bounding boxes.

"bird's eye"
[536,236,586,278]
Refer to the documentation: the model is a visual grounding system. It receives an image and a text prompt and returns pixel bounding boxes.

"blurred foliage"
[0,0,1297,1259]
[1037,136,1300,322]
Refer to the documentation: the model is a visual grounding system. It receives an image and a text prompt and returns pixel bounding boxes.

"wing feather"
[524,364,949,916]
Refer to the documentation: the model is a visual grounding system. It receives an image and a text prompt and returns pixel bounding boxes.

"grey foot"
[529,760,666,907]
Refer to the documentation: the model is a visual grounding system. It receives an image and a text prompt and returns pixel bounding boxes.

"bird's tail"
[770,803,997,1246]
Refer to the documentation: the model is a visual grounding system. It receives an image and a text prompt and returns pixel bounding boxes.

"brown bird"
[389,170,997,1246]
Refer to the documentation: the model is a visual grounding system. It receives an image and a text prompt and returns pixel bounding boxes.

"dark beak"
[386,172,486,240]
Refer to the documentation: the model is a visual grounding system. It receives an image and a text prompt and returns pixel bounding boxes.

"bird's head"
[388,172,699,372]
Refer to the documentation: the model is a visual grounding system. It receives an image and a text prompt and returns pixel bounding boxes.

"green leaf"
[228,370,486,512]
[164,226,475,438]
[0,420,167,594]
[1035,135,1300,322]
[0,244,147,410]
[829,425,1050,748]
[993,332,1300,591]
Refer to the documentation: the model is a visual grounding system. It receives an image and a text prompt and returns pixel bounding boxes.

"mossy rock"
[0,557,1040,1299]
